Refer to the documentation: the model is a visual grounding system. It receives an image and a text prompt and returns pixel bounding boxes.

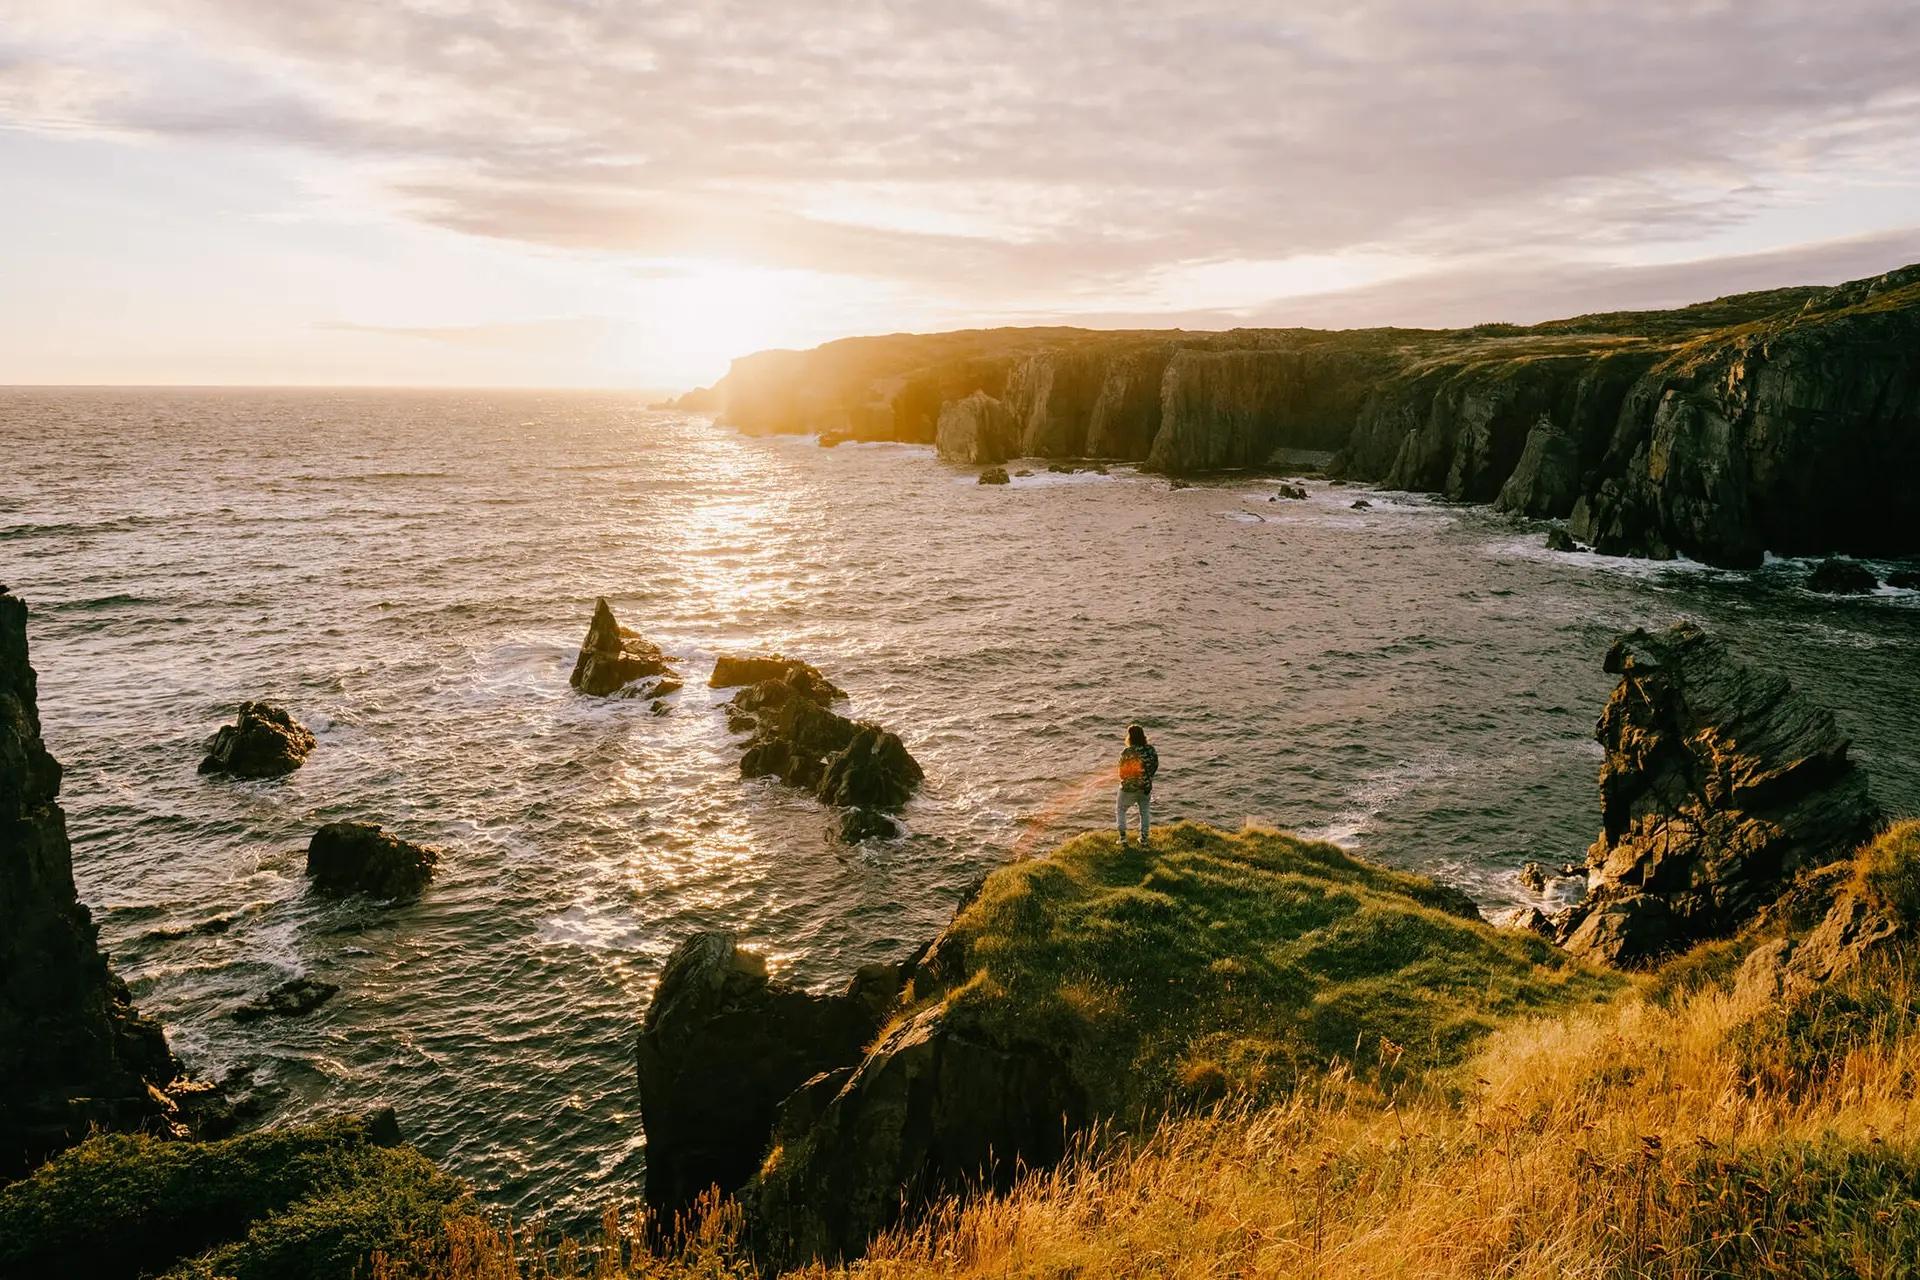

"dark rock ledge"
[711,654,923,842]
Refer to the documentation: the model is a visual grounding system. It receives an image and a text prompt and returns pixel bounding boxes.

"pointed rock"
[569,598,677,696]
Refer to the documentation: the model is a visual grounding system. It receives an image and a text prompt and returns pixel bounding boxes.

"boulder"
[1545,528,1578,553]
[978,466,1010,485]
[1273,483,1308,500]
[2,587,201,1176]
[1350,499,1372,510]
[934,392,1019,464]
[817,726,924,811]
[198,702,314,778]
[1889,568,1920,589]
[305,822,439,898]
[817,429,852,449]
[1557,624,1879,967]
[569,598,677,696]
[709,654,845,703]
[634,933,907,1227]
[1168,478,1191,490]
[1807,557,1878,594]
[231,977,338,1023]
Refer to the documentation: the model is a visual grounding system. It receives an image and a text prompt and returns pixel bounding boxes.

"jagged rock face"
[1,588,185,1177]
[634,932,906,1226]
[1084,347,1172,459]
[1005,350,1112,457]
[1149,347,1386,473]
[934,391,1019,464]
[305,821,439,898]
[569,598,677,697]
[198,702,315,779]
[1559,623,1879,967]
[1570,275,1920,566]
[753,999,1085,1264]
[1494,417,1582,517]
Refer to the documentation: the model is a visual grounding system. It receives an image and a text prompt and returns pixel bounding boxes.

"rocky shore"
[702,264,1920,567]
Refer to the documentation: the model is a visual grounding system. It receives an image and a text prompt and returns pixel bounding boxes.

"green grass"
[910,822,1620,1113]
[0,1113,472,1280]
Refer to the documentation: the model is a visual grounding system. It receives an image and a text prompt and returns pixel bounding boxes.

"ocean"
[5,386,1916,1219]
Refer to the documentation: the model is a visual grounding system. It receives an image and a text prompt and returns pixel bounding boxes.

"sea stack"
[1559,623,1879,966]
[0,587,198,1174]
[569,597,680,697]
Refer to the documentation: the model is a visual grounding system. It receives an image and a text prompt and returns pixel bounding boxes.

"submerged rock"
[231,977,338,1023]
[1889,569,1920,589]
[305,821,439,898]
[978,466,1010,485]
[569,598,678,697]
[2,588,200,1175]
[1558,624,1879,967]
[1350,499,1372,510]
[1273,483,1308,500]
[634,932,908,1227]
[198,701,314,778]
[839,807,901,843]
[1545,528,1578,553]
[1807,557,1878,594]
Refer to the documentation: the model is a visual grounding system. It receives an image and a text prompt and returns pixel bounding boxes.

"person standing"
[1116,724,1158,844]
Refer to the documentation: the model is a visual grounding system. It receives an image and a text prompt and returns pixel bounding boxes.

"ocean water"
[5,386,1916,1219]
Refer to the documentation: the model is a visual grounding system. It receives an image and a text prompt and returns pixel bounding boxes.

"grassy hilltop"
[7,821,1916,1278]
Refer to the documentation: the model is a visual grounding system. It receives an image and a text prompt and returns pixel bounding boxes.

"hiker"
[1116,723,1158,843]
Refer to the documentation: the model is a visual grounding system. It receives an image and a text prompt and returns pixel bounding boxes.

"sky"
[2,1,1918,388]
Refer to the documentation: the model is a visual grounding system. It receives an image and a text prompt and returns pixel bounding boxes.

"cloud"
[3,0,1918,306]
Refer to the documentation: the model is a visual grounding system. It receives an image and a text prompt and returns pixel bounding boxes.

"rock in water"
[231,977,338,1022]
[709,653,845,703]
[817,726,924,810]
[1559,623,1879,967]
[634,932,907,1227]
[977,466,1010,485]
[839,807,901,843]
[1807,557,1878,594]
[1,587,199,1175]
[1545,528,1578,553]
[1889,569,1920,589]
[569,598,678,696]
[1494,417,1581,518]
[198,701,314,778]
[1273,483,1308,500]
[306,821,439,898]
[1350,499,1372,510]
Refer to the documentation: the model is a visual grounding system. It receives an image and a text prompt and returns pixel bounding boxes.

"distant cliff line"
[675,264,1920,568]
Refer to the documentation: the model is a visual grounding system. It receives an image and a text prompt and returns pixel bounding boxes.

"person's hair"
[1127,724,1147,747]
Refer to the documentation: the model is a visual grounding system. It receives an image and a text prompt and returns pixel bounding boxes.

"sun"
[636,259,806,387]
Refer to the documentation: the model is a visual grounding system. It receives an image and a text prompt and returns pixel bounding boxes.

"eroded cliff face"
[1,588,186,1177]
[703,265,1920,563]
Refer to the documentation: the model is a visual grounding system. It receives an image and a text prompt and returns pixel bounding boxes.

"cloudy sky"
[4,1,1918,387]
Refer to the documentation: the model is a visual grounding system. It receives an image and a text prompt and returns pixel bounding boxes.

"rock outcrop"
[1557,624,1879,967]
[1,587,201,1177]
[231,977,338,1023]
[934,391,1019,464]
[198,701,315,779]
[569,598,679,697]
[717,657,924,839]
[1494,417,1582,517]
[305,821,439,898]
[633,932,907,1227]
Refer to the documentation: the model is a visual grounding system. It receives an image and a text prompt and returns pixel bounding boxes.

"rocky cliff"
[701,264,1920,565]
[1,588,197,1178]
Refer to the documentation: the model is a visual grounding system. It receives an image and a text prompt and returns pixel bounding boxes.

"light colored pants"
[1117,789,1150,842]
